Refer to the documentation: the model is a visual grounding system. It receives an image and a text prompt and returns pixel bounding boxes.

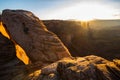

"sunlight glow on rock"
[0,22,29,64]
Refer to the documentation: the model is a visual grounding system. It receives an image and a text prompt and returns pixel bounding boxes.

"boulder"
[1,9,71,63]
[38,55,120,80]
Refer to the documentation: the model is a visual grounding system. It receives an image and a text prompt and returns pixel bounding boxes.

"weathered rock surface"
[0,33,25,80]
[2,9,71,63]
[38,55,120,80]
[43,20,93,57]
[0,32,15,64]
[1,53,120,80]
[43,20,120,60]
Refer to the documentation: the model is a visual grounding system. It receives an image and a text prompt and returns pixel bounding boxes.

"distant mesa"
[43,20,120,60]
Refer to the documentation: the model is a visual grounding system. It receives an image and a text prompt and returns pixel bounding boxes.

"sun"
[45,2,118,21]
[70,2,118,21]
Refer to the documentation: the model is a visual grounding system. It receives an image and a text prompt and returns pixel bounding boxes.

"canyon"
[0,9,120,80]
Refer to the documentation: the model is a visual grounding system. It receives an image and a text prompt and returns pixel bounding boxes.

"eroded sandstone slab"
[38,55,120,80]
[2,9,71,63]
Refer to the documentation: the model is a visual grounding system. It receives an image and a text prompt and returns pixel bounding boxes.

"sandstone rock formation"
[0,32,16,64]
[2,9,71,63]
[0,33,25,80]
[38,55,120,80]
[43,20,120,60]
[1,9,120,80]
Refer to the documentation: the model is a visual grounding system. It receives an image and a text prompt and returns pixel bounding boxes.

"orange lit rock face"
[16,45,29,64]
[0,22,29,64]
[2,9,71,63]
[0,22,9,38]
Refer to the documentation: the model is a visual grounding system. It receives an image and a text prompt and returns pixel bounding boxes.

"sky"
[0,0,120,20]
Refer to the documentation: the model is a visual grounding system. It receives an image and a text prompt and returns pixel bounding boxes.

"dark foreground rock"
[0,32,16,64]
[0,33,25,80]
[2,9,71,63]
[38,55,120,80]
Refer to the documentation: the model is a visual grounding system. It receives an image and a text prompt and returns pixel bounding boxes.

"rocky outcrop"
[1,55,119,80]
[0,33,25,80]
[43,20,120,60]
[38,55,120,80]
[2,9,71,63]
